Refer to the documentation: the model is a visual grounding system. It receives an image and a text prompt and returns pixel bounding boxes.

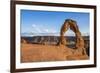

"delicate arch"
[58,19,86,55]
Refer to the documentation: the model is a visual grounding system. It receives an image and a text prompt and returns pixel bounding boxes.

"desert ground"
[21,42,89,63]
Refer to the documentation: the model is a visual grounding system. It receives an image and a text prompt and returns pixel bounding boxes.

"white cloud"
[44,29,49,33]
[43,28,57,33]
[32,24,36,28]
[32,24,57,34]
[32,24,42,33]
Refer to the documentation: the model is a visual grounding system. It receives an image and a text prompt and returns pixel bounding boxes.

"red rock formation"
[21,38,27,44]
[59,21,70,45]
[58,19,87,55]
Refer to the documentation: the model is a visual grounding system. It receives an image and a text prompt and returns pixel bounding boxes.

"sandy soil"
[21,43,89,63]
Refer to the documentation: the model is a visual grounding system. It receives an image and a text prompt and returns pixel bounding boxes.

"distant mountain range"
[21,32,89,37]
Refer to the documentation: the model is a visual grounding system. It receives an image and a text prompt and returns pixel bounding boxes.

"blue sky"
[21,10,90,36]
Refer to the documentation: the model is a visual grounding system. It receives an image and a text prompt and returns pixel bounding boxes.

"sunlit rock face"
[58,19,87,56]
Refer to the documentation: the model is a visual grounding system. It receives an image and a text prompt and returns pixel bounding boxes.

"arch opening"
[64,29,76,48]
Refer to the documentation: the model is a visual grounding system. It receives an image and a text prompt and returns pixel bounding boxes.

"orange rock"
[21,38,27,44]
[58,19,87,55]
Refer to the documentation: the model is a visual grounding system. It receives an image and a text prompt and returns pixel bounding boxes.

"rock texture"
[21,38,27,44]
[21,19,89,62]
[58,19,87,56]
[21,44,88,62]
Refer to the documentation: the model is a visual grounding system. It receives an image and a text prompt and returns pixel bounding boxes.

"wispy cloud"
[21,24,89,37]
[32,24,42,33]
[32,24,36,28]
[32,24,57,34]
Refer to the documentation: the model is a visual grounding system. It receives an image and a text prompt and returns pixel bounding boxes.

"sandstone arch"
[58,19,86,55]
